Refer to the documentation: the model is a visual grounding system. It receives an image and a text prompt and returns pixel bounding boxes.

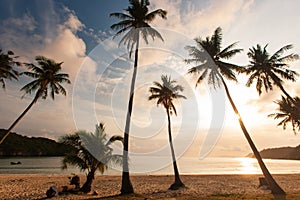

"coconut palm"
[0,49,20,89]
[0,56,71,144]
[269,96,300,135]
[110,0,167,194]
[149,75,186,190]
[61,123,123,193]
[246,44,299,102]
[185,27,285,194]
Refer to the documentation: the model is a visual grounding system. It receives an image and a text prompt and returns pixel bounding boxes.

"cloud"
[0,13,40,55]
[0,6,91,138]
[150,0,254,38]
[2,13,36,32]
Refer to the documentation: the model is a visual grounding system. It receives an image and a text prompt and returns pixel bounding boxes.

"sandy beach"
[0,174,300,199]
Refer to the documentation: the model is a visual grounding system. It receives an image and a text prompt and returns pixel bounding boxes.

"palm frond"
[140,26,164,44]
[110,20,134,31]
[246,44,298,95]
[269,96,300,134]
[211,27,222,54]
[276,53,299,63]
[217,48,243,59]
[0,49,20,89]
[185,27,242,89]
[110,0,166,57]
[145,9,167,22]
[109,12,133,20]
[270,44,293,60]
[61,122,124,174]
[149,75,186,112]
[107,135,124,146]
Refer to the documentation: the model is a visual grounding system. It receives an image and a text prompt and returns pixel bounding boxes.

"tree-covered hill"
[0,129,73,156]
[259,145,300,160]
[248,145,300,160]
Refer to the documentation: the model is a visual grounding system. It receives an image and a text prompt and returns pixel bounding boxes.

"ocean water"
[0,156,299,175]
[0,157,80,174]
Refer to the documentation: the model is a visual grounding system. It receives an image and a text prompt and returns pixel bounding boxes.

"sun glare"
[236,157,259,174]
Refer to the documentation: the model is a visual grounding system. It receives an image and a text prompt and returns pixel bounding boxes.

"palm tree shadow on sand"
[273,194,286,200]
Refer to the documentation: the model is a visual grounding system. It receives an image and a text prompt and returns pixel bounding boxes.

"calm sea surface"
[0,156,299,175]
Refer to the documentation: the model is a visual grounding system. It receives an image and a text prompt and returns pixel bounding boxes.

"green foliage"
[246,44,299,95]
[149,75,186,115]
[185,27,243,88]
[258,145,300,160]
[21,56,71,100]
[0,49,20,89]
[0,129,74,156]
[110,0,167,56]
[269,96,300,134]
[60,123,123,174]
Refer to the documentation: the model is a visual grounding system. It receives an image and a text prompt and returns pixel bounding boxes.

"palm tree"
[0,56,71,144]
[0,49,20,89]
[61,123,123,193]
[246,44,299,102]
[185,27,285,194]
[149,75,186,190]
[269,96,300,135]
[110,0,167,194]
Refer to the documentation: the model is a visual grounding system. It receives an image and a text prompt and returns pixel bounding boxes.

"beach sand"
[0,174,300,199]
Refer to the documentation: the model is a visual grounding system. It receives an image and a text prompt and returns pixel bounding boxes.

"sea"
[0,156,299,175]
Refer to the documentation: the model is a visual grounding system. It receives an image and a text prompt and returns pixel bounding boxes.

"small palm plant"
[61,123,123,193]
[269,96,300,135]
[149,75,186,190]
[0,49,20,89]
[0,56,70,144]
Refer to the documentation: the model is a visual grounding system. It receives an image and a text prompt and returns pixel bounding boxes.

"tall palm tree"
[0,49,20,89]
[185,27,285,194]
[61,123,123,193]
[149,75,186,190]
[0,56,71,144]
[110,0,167,194]
[269,96,300,135]
[246,44,299,102]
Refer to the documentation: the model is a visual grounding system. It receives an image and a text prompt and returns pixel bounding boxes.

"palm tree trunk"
[278,84,296,104]
[80,169,96,193]
[220,76,285,194]
[120,35,140,195]
[166,108,184,190]
[0,94,40,144]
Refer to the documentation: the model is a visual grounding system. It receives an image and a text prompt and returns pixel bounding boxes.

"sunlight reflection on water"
[235,157,260,174]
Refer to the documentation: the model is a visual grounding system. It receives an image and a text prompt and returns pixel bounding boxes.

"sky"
[1,0,300,159]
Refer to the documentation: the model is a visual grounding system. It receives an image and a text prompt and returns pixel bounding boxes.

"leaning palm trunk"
[220,76,285,194]
[0,90,42,144]
[120,35,140,194]
[166,108,184,190]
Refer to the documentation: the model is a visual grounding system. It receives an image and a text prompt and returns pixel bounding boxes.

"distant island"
[0,129,73,156]
[248,145,300,160]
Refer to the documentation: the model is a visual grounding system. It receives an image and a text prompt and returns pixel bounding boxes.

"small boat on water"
[10,161,22,165]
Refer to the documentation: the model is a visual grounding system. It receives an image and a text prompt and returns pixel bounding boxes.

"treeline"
[0,129,73,156]
[248,145,300,160]
[259,145,300,160]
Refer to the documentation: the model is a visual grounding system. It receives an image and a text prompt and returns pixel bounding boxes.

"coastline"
[1,174,300,199]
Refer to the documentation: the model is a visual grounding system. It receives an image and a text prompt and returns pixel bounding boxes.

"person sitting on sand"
[46,175,80,198]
